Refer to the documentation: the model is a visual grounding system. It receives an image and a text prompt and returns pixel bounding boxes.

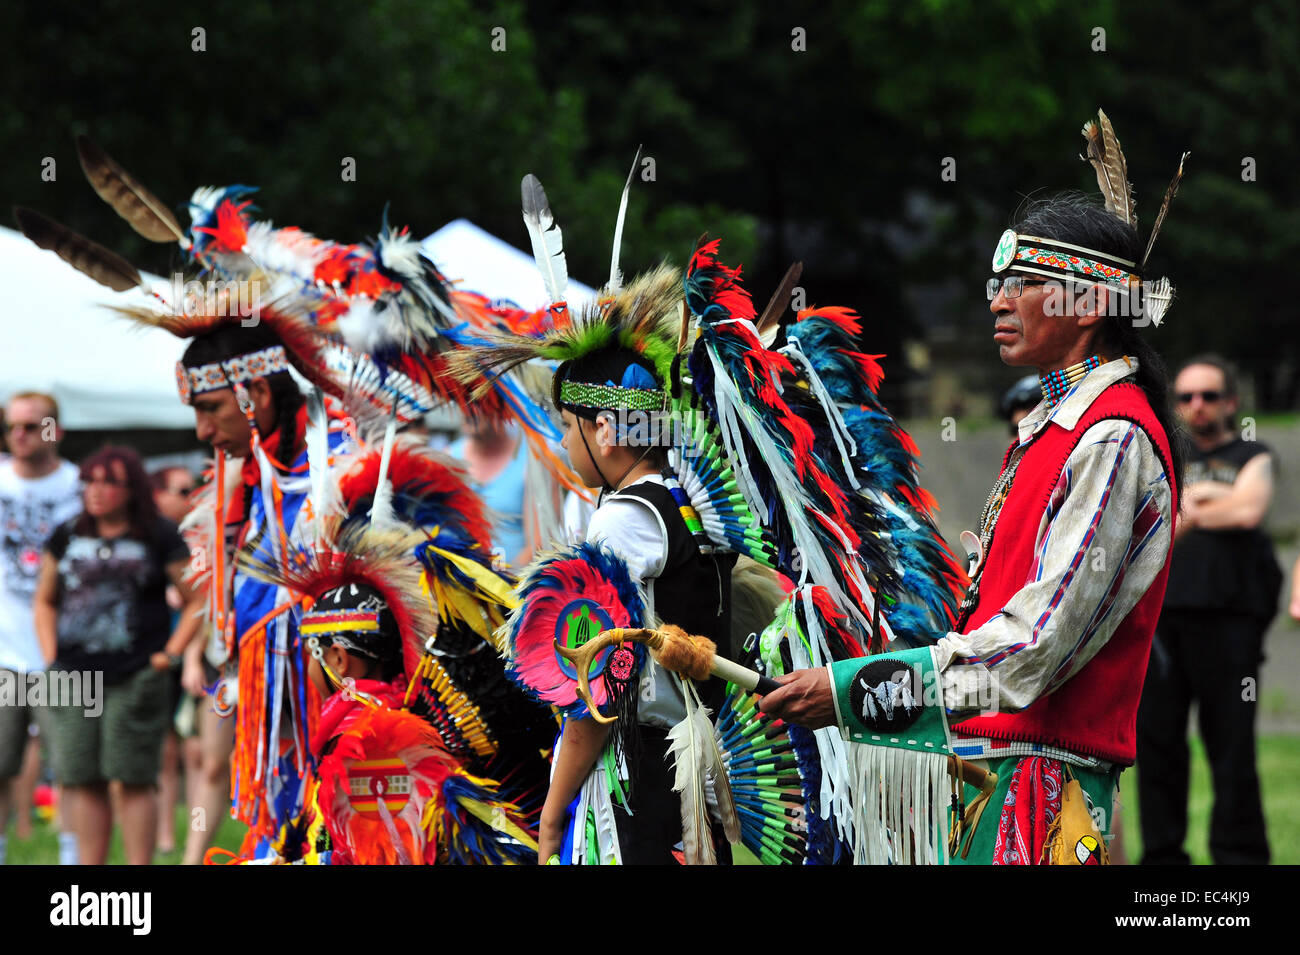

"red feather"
[192,198,251,253]
[315,706,457,864]
[337,441,494,550]
[508,556,641,711]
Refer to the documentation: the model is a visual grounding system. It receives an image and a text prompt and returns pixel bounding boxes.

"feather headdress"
[179,177,586,526]
[239,516,436,682]
[994,109,1188,328]
[448,262,684,401]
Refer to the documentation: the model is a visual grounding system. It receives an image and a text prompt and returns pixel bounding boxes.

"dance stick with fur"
[553,624,994,792]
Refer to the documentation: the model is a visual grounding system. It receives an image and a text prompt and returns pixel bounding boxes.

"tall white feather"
[607,146,643,292]
[521,174,569,305]
[304,386,332,534]
[369,403,399,529]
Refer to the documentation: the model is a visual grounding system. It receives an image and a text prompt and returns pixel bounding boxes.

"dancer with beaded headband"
[455,160,966,864]
[15,137,568,860]
[760,108,1189,865]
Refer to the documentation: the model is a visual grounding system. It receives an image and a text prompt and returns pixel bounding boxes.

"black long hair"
[1012,193,1186,500]
[181,324,306,457]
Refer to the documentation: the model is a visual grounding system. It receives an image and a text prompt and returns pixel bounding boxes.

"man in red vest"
[761,117,1186,865]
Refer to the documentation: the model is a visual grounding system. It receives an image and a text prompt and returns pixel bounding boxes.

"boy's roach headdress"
[452,161,966,664]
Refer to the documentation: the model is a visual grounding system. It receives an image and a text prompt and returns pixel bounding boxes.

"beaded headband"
[987,111,1187,328]
[301,607,389,660]
[991,231,1138,289]
[174,344,290,405]
[557,380,667,412]
[300,609,383,636]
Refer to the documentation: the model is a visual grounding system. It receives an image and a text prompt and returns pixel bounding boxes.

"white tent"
[422,218,597,310]
[0,218,595,430]
[0,225,190,429]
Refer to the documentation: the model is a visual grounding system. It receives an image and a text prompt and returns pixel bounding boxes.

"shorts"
[0,668,54,779]
[50,666,169,787]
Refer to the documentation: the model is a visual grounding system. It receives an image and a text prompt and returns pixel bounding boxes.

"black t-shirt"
[45,516,189,683]
[1163,437,1282,619]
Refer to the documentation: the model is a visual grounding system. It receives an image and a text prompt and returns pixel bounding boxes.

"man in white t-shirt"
[0,393,81,863]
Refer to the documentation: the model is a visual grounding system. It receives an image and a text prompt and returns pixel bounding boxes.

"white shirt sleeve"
[934,419,1173,715]
[584,486,686,728]
[584,495,668,582]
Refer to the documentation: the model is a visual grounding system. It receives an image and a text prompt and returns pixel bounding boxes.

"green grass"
[1118,734,1300,865]
[5,803,248,865]
[8,735,1297,863]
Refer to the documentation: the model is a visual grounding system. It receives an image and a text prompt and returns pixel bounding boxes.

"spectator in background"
[0,392,82,865]
[149,466,198,856]
[998,374,1041,435]
[1137,355,1280,865]
[34,447,203,865]
[450,418,529,567]
[1291,553,1300,622]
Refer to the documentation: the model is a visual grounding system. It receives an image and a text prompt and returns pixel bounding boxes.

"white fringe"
[848,744,950,865]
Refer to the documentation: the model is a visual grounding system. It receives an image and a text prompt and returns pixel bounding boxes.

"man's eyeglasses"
[1176,390,1223,404]
[986,276,1055,300]
[5,422,43,435]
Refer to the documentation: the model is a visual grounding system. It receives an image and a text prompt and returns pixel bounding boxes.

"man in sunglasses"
[0,392,82,865]
[1137,355,1278,865]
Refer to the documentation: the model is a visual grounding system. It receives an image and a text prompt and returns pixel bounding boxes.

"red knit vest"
[952,381,1176,764]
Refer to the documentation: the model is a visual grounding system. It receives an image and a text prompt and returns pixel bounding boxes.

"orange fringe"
[234,625,268,834]
[231,597,321,839]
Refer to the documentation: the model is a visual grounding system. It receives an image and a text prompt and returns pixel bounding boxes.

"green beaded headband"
[558,380,667,412]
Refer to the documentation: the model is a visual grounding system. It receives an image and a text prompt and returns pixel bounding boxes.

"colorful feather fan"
[504,542,649,718]
[713,683,814,865]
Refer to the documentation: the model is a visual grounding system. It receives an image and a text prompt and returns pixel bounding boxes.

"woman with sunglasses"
[33,447,203,865]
